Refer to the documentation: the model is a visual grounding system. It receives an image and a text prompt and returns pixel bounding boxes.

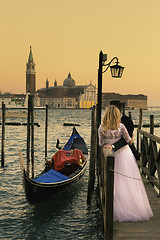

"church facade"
[25,46,97,108]
[25,47,147,110]
[36,73,97,108]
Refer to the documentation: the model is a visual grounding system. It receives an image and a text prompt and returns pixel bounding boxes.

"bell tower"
[26,46,36,94]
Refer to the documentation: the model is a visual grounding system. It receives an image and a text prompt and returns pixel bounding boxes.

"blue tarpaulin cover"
[33,169,70,183]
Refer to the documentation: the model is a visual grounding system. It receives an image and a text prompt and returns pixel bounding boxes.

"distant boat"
[0,110,28,118]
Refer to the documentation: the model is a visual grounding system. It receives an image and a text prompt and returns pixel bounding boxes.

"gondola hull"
[20,126,88,204]
[23,160,87,204]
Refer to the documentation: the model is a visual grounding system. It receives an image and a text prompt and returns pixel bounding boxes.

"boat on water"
[19,126,88,204]
[0,110,28,118]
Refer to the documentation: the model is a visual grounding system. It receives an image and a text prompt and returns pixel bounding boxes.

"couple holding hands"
[98,101,153,222]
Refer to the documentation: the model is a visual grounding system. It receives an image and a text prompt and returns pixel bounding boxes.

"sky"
[0,0,160,106]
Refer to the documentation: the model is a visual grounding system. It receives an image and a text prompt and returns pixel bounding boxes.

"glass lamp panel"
[110,65,124,78]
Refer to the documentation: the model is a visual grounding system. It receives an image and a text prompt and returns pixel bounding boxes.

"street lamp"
[97,50,124,128]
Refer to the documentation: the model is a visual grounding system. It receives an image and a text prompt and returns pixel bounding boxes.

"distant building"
[36,73,96,108]
[102,93,148,110]
[24,47,147,110]
[0,93,26,108]
[26,46,36,94]
[79,83,97,108]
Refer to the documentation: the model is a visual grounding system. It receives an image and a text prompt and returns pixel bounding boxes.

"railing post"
[102,148,115,240]
[150,115,154,135]
[139,108,142,129]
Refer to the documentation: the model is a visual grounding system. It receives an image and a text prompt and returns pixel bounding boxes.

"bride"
[98,105,153,222]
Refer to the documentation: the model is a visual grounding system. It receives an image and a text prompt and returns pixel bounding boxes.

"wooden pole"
[45,105,48,161]
[97,51,103,129]
[27,94,31,176]
[150,115,154,135]
[149,115,154,183]
[87,105,96,205]
[137,108,142,154]
[31,95,34,178]
[138,108,142,129]
[105,154,114,240]
[1,102,5,168]
[102,148,114,240]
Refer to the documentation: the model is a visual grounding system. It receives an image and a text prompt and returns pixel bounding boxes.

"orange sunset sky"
[0,0,160,106]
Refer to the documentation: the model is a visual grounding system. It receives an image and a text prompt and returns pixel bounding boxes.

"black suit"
[112,113,139,160]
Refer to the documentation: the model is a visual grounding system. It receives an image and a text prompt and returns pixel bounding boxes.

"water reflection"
[3,109,160,239]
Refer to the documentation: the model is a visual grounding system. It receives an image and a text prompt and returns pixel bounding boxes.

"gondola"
[19,126,88,204]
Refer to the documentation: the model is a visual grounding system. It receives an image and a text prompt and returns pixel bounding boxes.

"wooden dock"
[87,107,160,240]
[114,112,160,239]
[113,181,160,239]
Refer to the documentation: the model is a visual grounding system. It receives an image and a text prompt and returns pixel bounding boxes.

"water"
[0,109,103,240]
[1,108,160,240]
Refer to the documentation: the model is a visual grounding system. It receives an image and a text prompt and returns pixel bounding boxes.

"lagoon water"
[0,108,160,240]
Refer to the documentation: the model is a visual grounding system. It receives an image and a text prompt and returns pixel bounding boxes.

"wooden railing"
[136,110,160,194]
[99,147,114,240]
[88,106,115,240]
[137,131,160,194]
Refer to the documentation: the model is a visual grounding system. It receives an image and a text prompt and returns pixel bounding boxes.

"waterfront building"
[102,92,148,110]
[0,93,26,108]
[23,47,147,110]
[26,46,36,94]
[79,83,97,108]
[37,73,96,108]
[39,96,76,108]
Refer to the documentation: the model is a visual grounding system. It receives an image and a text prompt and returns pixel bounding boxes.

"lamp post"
[97,50,124,128]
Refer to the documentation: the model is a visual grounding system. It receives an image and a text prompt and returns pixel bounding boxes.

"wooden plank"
[113,179,160,239]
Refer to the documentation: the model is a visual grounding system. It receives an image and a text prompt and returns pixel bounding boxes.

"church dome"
[63,73,75,87]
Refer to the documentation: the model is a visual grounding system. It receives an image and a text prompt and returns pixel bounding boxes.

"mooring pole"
[27,94,31,176]
[45,105,48,161]
[31,95,34,178]
[137,108,142,155]
[87,105,96,204]
[1,102,5,168]
[150,115,154,135]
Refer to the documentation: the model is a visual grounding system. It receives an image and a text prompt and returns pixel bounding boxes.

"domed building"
[63,73,75,87]
[36,72,97,108]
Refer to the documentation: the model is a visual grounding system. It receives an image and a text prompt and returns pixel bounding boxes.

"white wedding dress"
[98,123,153,222]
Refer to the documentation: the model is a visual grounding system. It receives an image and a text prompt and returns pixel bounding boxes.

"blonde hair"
[102,105,121,131]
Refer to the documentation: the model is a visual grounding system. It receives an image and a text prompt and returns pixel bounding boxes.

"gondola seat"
[33,169,70,183]
[52,149,85,171]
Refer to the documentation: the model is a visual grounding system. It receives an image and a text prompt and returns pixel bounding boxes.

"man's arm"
[111,137,127,152]
[111,114,134,152]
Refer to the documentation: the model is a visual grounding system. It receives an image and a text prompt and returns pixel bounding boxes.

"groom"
[110,100,139,160]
